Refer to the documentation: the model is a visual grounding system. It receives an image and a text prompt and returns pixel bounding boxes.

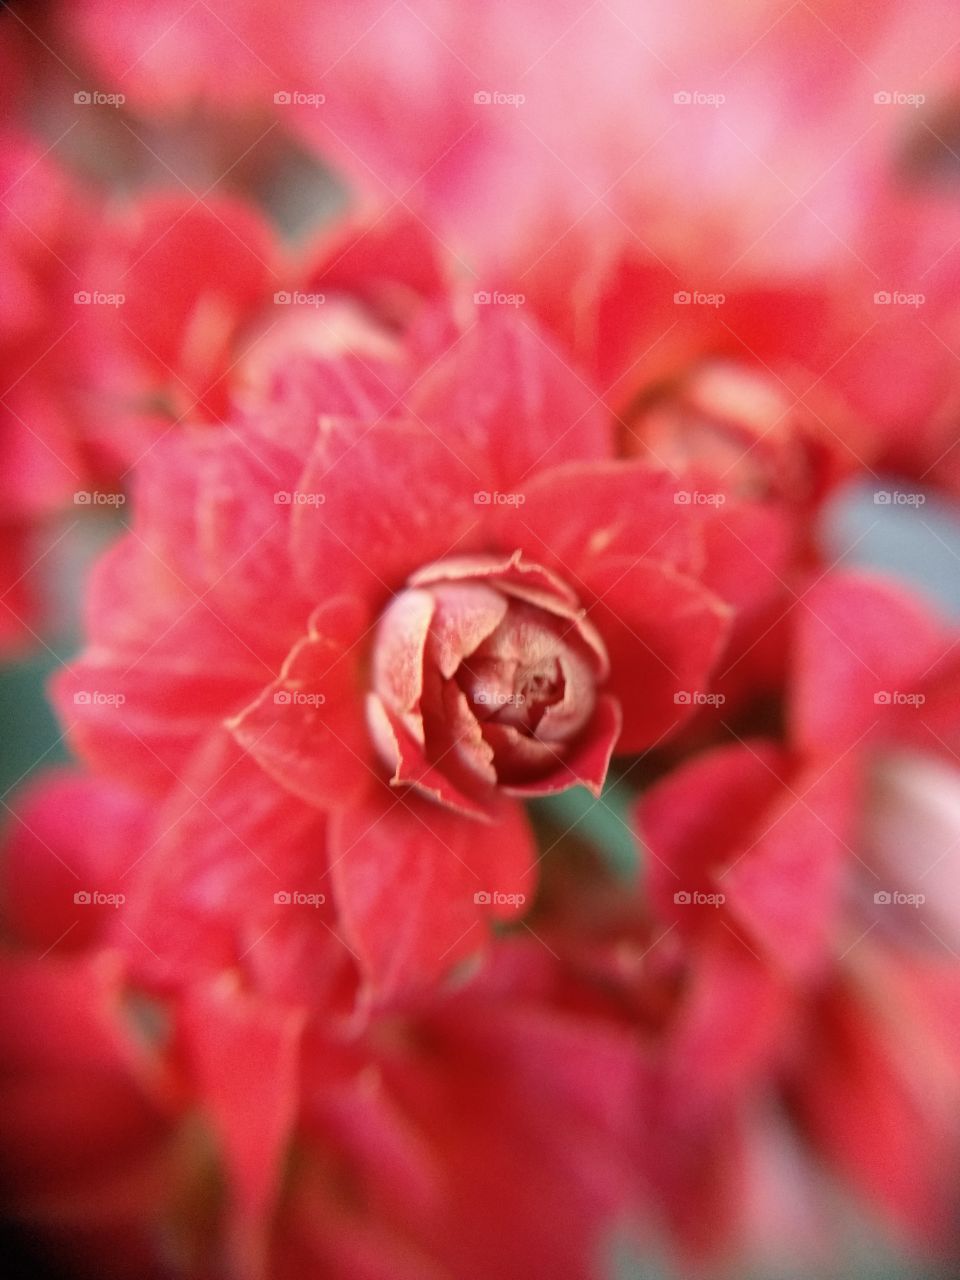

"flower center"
[458,655,566,733]
[368,552,616,805]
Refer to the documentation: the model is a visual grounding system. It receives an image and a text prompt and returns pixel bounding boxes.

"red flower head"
[54,304,742,996]
[366,550,620,808]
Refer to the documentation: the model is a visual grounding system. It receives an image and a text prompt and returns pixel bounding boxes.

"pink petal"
[291,418,486,608]
[503,695,622,798]
[584,558,731,754]
[228,598,373,810]
[790,572,951,753]
[329,783,535,996]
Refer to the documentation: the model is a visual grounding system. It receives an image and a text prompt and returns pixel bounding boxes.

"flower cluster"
[2,4,960,1279]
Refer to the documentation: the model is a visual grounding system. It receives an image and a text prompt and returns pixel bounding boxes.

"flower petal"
[583,558,731,754]
[502,695,622,798]
[291,419,486,607]
[228,599,373,810]
[329,783,535,996]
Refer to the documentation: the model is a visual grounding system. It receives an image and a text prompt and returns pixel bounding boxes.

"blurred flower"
[0,132,95,652]
[0,771,640,1280]
[630,571,960,1261]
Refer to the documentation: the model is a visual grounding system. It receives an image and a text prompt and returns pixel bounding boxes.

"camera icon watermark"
[273,690,326,707]
[74,889,126,907]
[274,490,325,505]
[874,690,925,706]
[674,889,725,906]
[673,90,725,107]
[873,290,924,308]
[873,90,925,108]
[473,490,525,506]
[475,690,525,707]
[74,90,126,108]
[74,290,125,307]
[673,290,725,307]
[74,490,126,506]
[473,290,525,307]
[73,690,126,706]
[473,890,526,906]
[873,489,925,506]
[274,889,326,907]
[674,490,726,506]
[273,290,325,307]
[874,889,925,907]
[273,90,325,107]
[473,90,525,107]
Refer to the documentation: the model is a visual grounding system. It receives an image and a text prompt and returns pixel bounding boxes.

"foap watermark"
[274,690,326,707]
[673,90,725,107]
[874,890,925,907]
[74,890,126,907]
[474,90,525,107]
[674,690,726,707]
[674,890,726,906]
[475,690,526,707]
[874,690,926,707]
[474,490,525,506]
[873,290,925,308]
[873,90,925,108]
[74,90,125,108]
[74,290,125,307]
[874,489,925,506]
[274,290,325,307]
[274,90,326,107]
[474,890,527,906]
[74,490,126,506]
[473,290,525,307]
[674,290,725,307]
[274,890,327,907]
[674,490,726,506]
[73,690,125,706]
[274,490,325,505]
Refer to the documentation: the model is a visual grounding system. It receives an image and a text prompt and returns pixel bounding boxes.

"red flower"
[79,196,446,456]
[0,131,96,652]
[630,571,960,1252]
[0,950,182,1280]
[53,0,960,508]
[0,770,640,1280]
[54,307,737,994]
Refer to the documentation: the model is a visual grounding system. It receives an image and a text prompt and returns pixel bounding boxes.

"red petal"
[637,741,785,929]
[790,572,951,753]
[503,695,622,798]
[409,311,612,485]
[2,770,148,955]
[367,693,496,819]
[410,549,579,608]
[291,418,486,608]
[422,581,506,680]
[720,755,861,978]
[99,194,278,421]
[329,783,535,996]
[118,734,351,1005]
[495,459,703,580]
[228,598,373,810]
[301,211,448,316]
[181,977,305,1272]
[584,558,731,754]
